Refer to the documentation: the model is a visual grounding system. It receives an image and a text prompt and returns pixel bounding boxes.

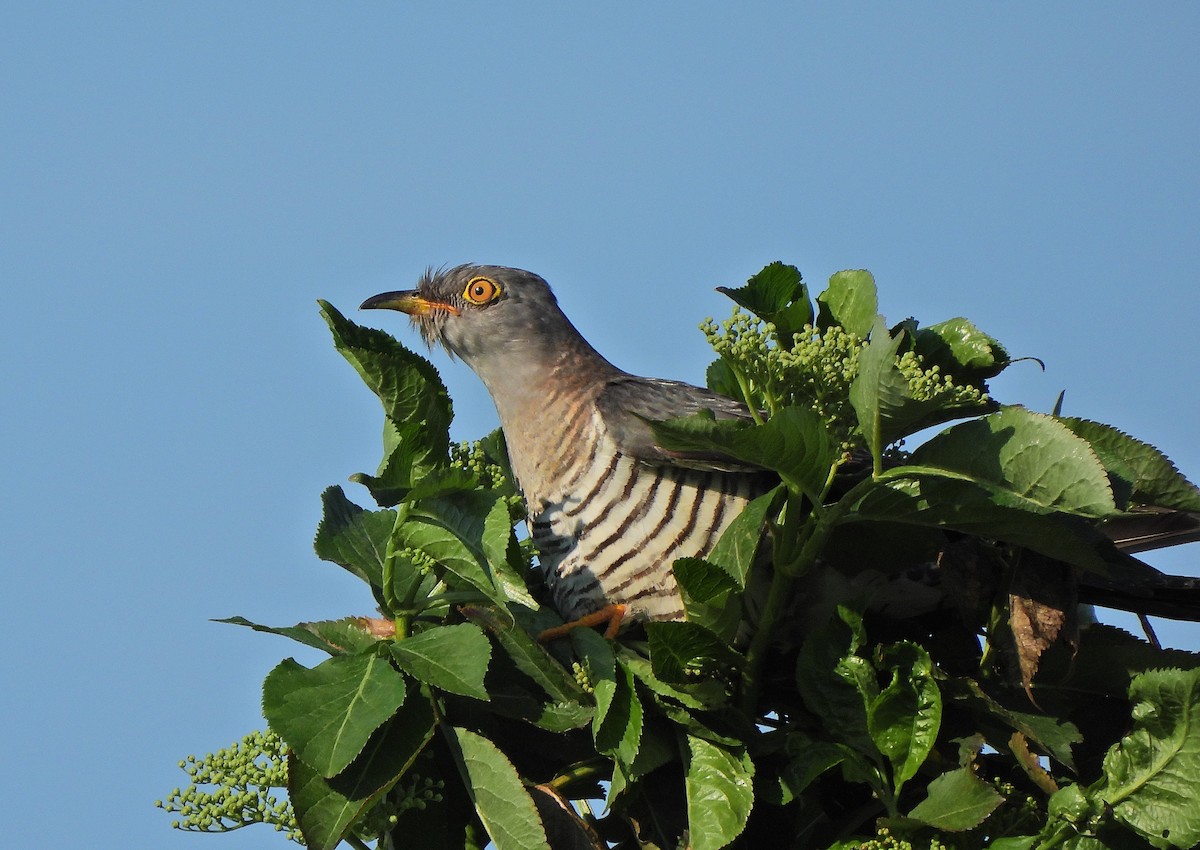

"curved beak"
[359,290,460,316]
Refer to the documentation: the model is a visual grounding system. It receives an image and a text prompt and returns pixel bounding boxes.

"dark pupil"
[474,285,486,297]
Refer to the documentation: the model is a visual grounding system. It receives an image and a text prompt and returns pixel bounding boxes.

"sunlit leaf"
[817,269,879,338]
[685,736,755,850]
[390,623,492,700]
[445,726,551,850]
[263,652,407,777]
[289,696,435,850]
[907,767,1004,831]
[1100,668,1200,848]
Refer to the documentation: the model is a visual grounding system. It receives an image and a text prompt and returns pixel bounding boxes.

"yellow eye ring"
[464,277,501,305]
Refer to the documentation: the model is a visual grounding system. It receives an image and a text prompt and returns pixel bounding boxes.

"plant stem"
[726,359,766,425]
[549,758,611,792]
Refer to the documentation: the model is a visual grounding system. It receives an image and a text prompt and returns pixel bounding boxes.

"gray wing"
[1100,507,1200,554]
[594,375,763,472]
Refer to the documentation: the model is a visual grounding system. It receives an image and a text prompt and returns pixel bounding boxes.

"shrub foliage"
[160,263,1200,850]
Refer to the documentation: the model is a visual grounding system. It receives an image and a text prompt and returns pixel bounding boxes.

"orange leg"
[537,604,628,642]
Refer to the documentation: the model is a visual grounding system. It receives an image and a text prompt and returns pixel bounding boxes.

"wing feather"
[594,375,763,472]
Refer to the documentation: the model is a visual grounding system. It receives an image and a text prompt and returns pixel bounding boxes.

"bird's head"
[360,264,570,367]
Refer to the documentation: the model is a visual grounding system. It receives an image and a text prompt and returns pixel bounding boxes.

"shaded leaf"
[849,472,1145,579]
[941,674,1082,772]
[263,652,407,777]
[796,607,878,756]
[651,406,835,501]
[397,493,518,603]
[594,659,643,769]
[1061,418,1200,513]
[674,556,741,638]
[717,261,813,342]
[444,726,551,850]
[570,626,640,763]
[776,732,847,803]
[481,493,538,608]
[1036,625,1200,702]
[313,485,394,588]
[529,785,606,850]
[460,605,590,706]
[647,621,742,685]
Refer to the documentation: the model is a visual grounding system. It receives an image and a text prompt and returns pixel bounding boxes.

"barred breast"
[529,411,759,623]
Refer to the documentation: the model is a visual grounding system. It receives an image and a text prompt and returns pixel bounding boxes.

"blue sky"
[3,4,1197,847]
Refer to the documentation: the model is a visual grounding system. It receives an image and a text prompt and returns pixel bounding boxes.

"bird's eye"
[463,277,501,305]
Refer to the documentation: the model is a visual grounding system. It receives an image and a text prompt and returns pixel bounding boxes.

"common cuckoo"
[362,264,1200,634]
[361,264,769,634]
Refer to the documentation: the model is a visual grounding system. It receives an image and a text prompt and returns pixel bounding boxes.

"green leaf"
[573,635,652,764]
[313,485,394,589]
[795,608,878,757]
[707,485,783,588]
[849,316,993,454]
[320,300,453,497]
[481,493,538,608]
[390,623,492,700]
[867,642,942,792]
[912,407,1117,518]
[618,647,730,712]
[850,472,1143,578]
[817,269,879,338]
[913,317,1010,382]
[262,652,408,777]
[289,695,435,850]
[776,732,847,803]
[1099,667,1200,849]
[397,493,520,604]
[685,736,755,850]
[706,357,743,401]
[674,557,741,639]
[990,839,1039,850]
[593,658,643,769]
[849,316,910,463]
[906,766,1004,831]
[941,676,1082,771]
[717,261,813,342]
[1036,624,1200,702]
[217,615,383,656]
[444,726,551,850]
[651,406,836,501]
[460,605,590,706]
[647,621,742,685]
[1060,417,1200,513]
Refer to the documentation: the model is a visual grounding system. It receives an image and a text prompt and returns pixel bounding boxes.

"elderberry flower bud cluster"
[156,729,302,844]
[395,545,440,575]
[702,308,989,452]
[449,440,510,490]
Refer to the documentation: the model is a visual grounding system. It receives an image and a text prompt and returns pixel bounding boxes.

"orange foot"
[537,604,627,642]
